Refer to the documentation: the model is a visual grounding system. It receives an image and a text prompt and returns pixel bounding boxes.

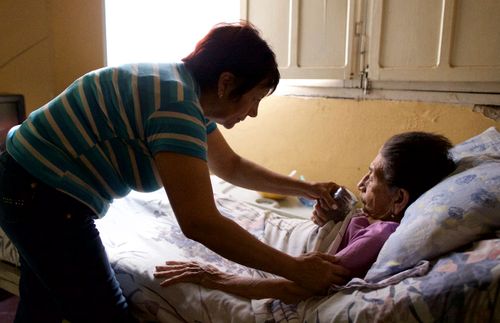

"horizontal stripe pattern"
[6,63,216,217]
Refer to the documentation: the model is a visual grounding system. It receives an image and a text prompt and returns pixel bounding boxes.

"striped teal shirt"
[6,63,216,217]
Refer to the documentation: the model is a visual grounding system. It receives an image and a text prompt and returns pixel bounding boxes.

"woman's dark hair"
[381,132,456,206]
[182,21,280,100]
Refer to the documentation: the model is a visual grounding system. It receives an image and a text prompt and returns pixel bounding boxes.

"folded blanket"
[328,260,430,293]
[251,208,433,323]
[251,209,356,321]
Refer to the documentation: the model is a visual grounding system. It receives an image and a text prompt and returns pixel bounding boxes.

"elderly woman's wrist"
[202,271,229,289]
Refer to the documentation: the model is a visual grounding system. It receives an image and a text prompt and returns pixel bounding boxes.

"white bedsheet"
[1,183,497,322]
[98,189,343,322]
[99,189,500,323]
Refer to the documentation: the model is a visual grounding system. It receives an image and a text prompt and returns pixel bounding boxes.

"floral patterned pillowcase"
[365,127,500,282]
[449,126,500,161]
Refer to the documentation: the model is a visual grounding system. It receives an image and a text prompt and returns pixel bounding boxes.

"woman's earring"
[218,90,224,98]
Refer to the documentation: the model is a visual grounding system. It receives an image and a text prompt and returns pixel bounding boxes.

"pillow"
[365,127,500,282]
[450,126,500,161]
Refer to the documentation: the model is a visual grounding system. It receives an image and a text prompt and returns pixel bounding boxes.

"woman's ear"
[217,72,235,98]
[391,188,410,217]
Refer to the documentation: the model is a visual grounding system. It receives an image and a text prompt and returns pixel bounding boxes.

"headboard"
[0,94,25,152]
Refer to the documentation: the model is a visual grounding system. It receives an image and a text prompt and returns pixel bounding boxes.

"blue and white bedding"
[97,189,349,322]
[0,127,498,322]
[95,187,499,323]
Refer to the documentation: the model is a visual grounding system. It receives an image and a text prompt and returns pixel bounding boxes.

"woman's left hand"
[304,181,339,211]
[154,261,225,287]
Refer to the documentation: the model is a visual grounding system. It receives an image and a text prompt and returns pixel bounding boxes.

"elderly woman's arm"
[154,261,316,304]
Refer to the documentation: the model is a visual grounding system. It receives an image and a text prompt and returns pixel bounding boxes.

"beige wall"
[0,0,105,112]
[2,1,498,196]
[48,0,106,94]
[221,96,499,193]
[1,0,54,110]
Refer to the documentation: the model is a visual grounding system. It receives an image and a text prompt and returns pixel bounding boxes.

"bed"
[0,127,499,322]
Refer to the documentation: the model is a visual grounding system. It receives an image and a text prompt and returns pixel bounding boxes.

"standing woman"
[0,22,347,322]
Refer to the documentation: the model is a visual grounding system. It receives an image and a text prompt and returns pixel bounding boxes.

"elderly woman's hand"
[154,261,226,288]
[312,197,350,226]
[307,182,357,227]
[312,202,330,226]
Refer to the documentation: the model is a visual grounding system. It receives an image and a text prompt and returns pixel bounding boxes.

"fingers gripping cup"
[326,187,358,222]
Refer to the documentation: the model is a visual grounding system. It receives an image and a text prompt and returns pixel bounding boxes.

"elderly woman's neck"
[365,212,402,224]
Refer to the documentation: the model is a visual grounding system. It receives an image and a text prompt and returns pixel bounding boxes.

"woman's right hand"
[292,252,350,292]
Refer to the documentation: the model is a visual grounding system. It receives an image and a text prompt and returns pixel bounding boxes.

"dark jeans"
[0,151,136,323]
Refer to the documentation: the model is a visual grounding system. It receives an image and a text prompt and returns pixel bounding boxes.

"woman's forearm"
[213,153,310,196]
[183,207,348,293]
[207,129,310,196]
[188,210,299,281]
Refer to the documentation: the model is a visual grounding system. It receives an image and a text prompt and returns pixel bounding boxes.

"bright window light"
[105,0,240,66]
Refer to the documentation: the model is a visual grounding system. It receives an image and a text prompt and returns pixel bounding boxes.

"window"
[105,0,240,65]
[104,0,499,104]
[243,0,500,104]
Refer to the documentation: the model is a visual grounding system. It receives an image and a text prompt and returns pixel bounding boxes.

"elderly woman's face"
[357,153,396,219]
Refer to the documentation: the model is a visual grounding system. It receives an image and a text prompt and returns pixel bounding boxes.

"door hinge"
[355,18,369,94]
[360,69,370,95]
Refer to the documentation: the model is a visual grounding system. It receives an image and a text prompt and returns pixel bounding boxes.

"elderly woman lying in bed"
[154,131,457,303]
